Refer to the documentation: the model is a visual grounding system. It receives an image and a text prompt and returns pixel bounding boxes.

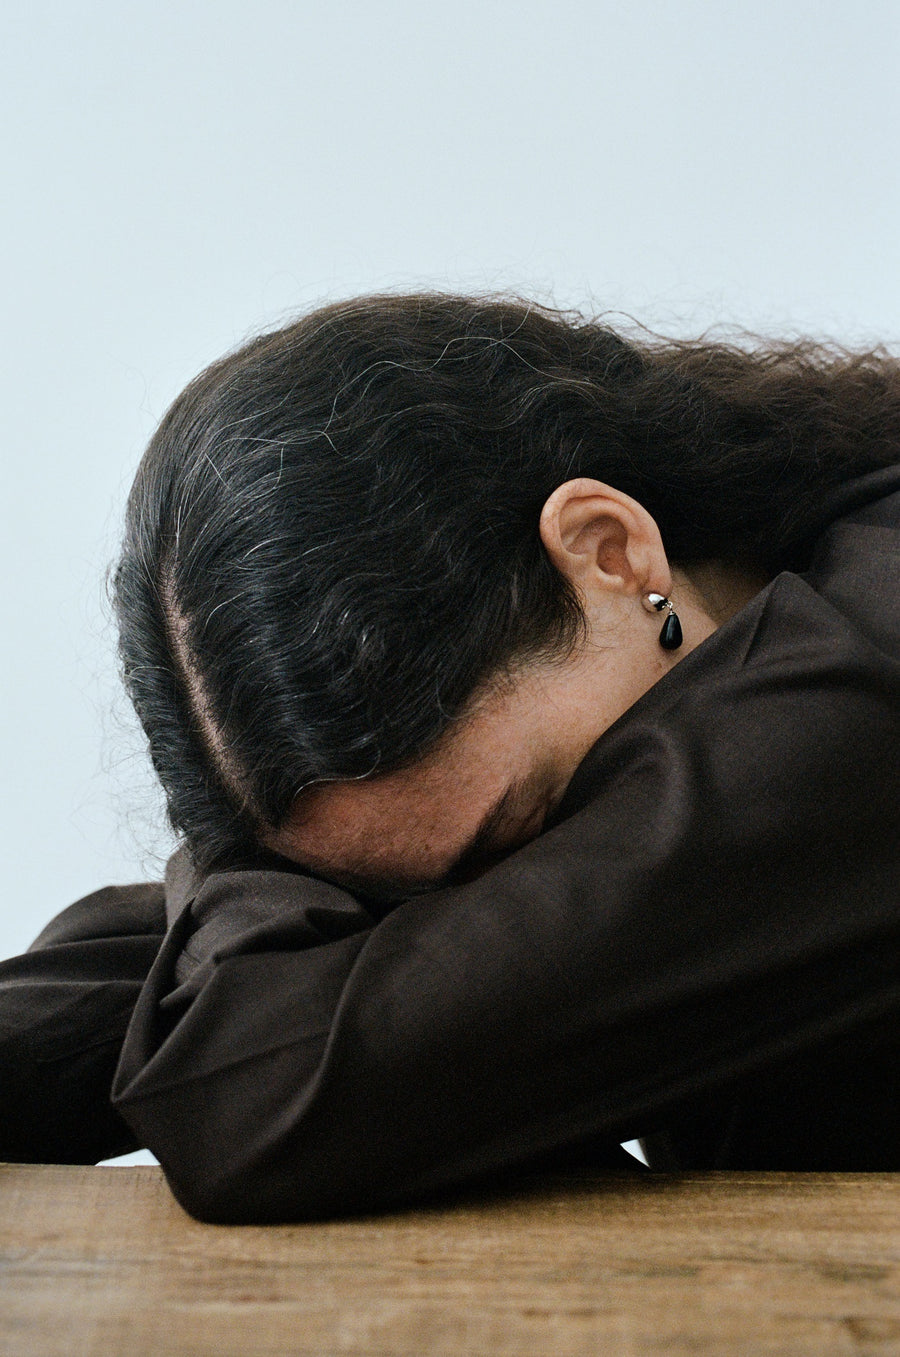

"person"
[1,295,898,1221]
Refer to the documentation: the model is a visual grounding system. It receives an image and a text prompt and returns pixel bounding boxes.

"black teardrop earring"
[646,593,683,651]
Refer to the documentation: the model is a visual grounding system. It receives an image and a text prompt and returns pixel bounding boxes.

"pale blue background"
[2,0,899,966]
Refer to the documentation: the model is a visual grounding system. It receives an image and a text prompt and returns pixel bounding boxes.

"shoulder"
[802,464,900,660]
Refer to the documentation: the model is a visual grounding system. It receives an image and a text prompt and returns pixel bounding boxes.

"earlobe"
[539,478,671,600]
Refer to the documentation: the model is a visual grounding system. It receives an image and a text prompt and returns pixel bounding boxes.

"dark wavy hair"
[113,293,900,869]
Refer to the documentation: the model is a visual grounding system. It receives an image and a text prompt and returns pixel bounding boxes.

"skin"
[267,480,765,900]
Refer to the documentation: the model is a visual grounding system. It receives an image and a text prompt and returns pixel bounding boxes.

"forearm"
[114,573,900,1221]
[113,716,899,1221]
[0,882,166,1164]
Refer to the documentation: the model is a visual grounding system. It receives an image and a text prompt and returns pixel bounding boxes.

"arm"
[112,572,900,1221]
[0,882,166,1164]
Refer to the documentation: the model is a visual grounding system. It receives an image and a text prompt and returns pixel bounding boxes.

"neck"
[675,561,771,627]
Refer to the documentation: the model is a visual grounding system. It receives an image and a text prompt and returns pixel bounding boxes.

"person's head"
[114,293,900,886]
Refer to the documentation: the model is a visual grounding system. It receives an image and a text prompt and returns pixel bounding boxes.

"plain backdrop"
[2,0,899,962]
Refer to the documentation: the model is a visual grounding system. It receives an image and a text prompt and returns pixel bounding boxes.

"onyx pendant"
[660,612,683,651]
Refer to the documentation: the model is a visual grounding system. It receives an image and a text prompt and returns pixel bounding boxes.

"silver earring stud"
[646,593,683,651]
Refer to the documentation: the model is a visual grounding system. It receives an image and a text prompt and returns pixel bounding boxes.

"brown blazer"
[3,467,898,1218]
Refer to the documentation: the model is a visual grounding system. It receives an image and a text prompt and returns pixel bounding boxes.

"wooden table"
[1,1164,897,1355]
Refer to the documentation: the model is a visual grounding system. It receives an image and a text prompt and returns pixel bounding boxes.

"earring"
[646,593,683,651]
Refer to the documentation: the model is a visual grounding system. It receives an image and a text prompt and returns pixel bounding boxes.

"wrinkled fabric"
[3,467,898,1218]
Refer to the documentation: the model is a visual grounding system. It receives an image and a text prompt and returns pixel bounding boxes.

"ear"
[539,478,673,601]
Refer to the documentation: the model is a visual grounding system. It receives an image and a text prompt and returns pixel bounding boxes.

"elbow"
[117,1101,387,1224]
[161,1164,266,1226]
[158,1153,383,1225]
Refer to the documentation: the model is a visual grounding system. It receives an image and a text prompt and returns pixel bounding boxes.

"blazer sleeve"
[0,882,166,1164]
[111,567,900,1222]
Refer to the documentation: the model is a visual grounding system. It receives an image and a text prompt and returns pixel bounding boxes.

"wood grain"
[1,1164,898,1356]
